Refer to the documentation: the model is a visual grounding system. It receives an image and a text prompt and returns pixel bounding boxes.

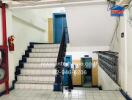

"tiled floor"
[0,88,125,100]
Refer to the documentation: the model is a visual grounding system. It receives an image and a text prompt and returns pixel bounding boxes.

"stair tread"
[31,51,58,52]
[31,49,59,51]
[31,47,59,51]
[32,43,59,44]
[21,68,56,70]
[34,45,59,47]
[16,81,54,84]
[31,52,58,53]
[33,45,59,46]
[31,43,58,44]
[28,57,57,58]
[27,57,57,58]
[24,63,56,65]
[23,67,55,69]
[24,65,56,67]
[30,52,58,54]
[18,74,55,77]
[24,67,55,70]
[27,57,56,58]
[27,57,57,60]
[20,74,56,76]
[27,61,57,63]
[33,47,59,49]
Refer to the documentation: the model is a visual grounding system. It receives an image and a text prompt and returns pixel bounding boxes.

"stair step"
[17,80,54,84]
[15,83,53,90]
[23,67,55,70]
[27,58,57,63]
[15,43,60,90]
[31,48,59,53]
[21,69,56,75]
[29,53,58,58]
[17,75,55,82]
[34,44,60,49]
[19,74,55,76]
[24,63,56,69]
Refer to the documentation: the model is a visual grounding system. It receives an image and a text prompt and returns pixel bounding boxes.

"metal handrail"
[54,27,67,92]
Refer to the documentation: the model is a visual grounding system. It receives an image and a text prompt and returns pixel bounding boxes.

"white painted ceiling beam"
[3,0,106,9]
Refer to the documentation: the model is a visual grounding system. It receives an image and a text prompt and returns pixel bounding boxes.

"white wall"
[13,14,46,67]
[12,7,65,67]
[110,9,132,98]
[13,7,65,43]
[98,67,120,90]
[28,7,65,38]
[7,9,15,90]
[98,15,127,91]
[126,10,132,98]
[65,4,116,47]
[66,45,109,60]
[110,16,127,92]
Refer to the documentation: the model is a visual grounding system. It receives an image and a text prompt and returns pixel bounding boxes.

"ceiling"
[3,0,106,9]
[3,0,130,9]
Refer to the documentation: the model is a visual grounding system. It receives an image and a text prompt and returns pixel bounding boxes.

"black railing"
[54,28,67,92]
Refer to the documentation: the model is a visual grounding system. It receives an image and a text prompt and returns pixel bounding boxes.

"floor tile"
[0,88,125,100]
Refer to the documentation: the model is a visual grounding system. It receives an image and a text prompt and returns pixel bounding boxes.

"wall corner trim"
[0,81,15,97]
[120,89,132,100]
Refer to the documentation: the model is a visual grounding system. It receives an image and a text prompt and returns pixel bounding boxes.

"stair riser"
[21,70,56,75]
[29,53,58,58]
[24,66,55,69]
[24,63,56,68]
[27,58,57,63]
[15,84,53,90]
[32,49,59,53]
[18,76,55,82]
[34,45,59,49]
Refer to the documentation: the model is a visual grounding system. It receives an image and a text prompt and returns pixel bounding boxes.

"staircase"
[15,43,60,90]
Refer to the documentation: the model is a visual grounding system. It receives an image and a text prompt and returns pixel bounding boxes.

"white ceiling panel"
[3,0,106,9]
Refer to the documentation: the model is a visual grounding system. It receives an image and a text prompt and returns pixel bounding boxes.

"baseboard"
[120,89,132,100]
[92,85,102,90]
[73,85,82,87]
[72,85,101,90]
[0,83,14,97]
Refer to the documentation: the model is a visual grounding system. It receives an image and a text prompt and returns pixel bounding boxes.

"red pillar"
[2,3,7,47]
[1,3,9,94]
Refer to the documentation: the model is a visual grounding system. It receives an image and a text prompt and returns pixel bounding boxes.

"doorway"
[81,57,92,87]
[64,55,72,86]
[53,13,69,43]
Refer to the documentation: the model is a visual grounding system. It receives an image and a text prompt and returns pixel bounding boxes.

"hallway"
[0,0,132,100]
[0,88,125,100]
